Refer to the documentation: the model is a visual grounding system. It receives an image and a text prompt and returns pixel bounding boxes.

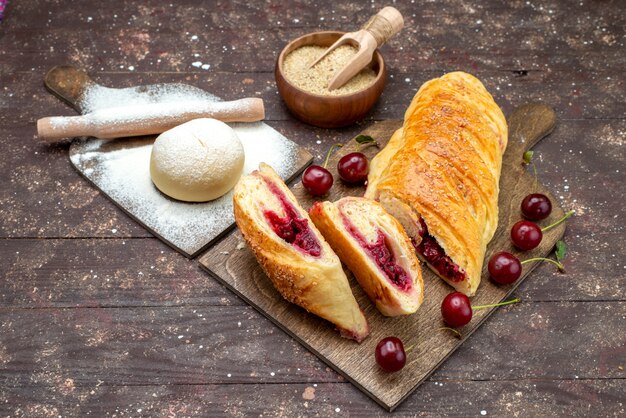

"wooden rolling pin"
[37,98,265,143]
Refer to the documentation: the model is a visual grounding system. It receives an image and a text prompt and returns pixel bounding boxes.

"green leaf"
[523,150,534,165]
[354,134,378,146]
[555,240,567,262]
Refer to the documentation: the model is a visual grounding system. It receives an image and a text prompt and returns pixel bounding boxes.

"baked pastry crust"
[366,72,507,296]
[233,163,369,342]
[310,197,424,316]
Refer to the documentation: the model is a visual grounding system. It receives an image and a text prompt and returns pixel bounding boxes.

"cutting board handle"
[44,65,96,112]
[506,102,557,156]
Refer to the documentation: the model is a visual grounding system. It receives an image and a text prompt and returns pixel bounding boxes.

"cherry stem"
[404,343,416,353]
[472,297,521,311]
[542,210,575,232]
[521,257,565,272]
[323,143,343,169]
[439,327,462,338]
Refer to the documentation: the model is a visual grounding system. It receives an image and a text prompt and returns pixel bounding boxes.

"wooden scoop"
[310,6,404,91]
[37,98,265,143]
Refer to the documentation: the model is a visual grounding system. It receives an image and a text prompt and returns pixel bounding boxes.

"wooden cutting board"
[198,103,566,411]
[45,66,312,257]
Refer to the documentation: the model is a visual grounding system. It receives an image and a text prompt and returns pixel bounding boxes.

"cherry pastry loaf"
[310,197,424,316]
[366,72,508,296]
[233,163,369,342]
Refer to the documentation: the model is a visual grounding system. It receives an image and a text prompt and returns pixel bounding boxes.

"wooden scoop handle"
[37,98,265,143]
[361,6,404,47]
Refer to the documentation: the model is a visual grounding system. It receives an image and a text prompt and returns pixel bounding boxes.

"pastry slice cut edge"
[369,150,474,294]
[379,188,480,296]
[233,163,370,342]
[365,72,508,296]
[310,197,424,316]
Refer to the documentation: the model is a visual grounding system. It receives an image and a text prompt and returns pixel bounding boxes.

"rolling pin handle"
[37,116,86,143]
[240,97,265,122]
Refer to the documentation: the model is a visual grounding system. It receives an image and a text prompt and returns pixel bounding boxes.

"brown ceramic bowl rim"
[276,31,386,100]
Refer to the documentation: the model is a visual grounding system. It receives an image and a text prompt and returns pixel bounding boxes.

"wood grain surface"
[1,0,624,416]
[198,104,566,410]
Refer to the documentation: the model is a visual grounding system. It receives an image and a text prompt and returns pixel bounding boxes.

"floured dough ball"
[150,118,245,202]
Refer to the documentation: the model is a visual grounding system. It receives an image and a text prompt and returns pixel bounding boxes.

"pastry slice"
[233,163,369,342]
[309,197,424,316]
[366,72,508,296]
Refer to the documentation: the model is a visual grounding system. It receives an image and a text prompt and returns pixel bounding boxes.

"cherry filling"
[341,216,412,292]
[261,178,321,257]
[414,218,466,282]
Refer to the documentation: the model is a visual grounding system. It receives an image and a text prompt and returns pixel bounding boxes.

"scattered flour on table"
[191,61,211,70]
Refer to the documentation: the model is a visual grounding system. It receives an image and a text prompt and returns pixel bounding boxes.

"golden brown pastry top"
[367,72,507,295]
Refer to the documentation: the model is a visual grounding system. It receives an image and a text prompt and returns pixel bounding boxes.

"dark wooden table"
[1,1,624,416]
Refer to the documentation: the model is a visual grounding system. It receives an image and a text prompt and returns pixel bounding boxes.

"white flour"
[79,82,220,113]
[71,128,304,257]
[71,123,303,256]
[69,81,307,256]
[150,118,245,202]
[62,100,250,130]
[151,119,242,178]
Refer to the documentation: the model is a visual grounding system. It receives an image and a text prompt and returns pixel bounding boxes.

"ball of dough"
[150,118,245,202]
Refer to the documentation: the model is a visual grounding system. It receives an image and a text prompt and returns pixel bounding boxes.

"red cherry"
[488,252,522,284]
[521,193,552,220]
[337,152,369,184]
[375,336,406,372]
[302,165,333,196]
[441,292,472,327]
[511,220,543,250]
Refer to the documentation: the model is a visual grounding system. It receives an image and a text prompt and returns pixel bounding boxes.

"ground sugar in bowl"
[283,45,377,96]
[275,31,386,128]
